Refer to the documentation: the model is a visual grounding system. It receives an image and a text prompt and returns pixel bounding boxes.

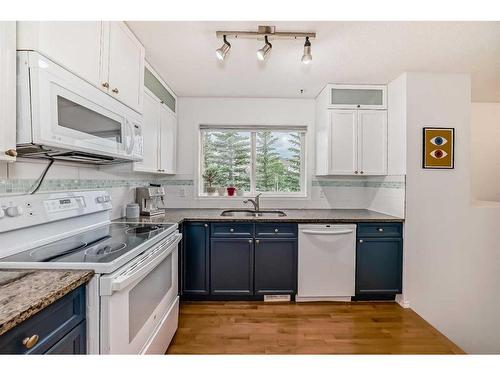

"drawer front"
[0,286,85,354]
[357,223,402,238]
[211,223,254,237]
[255,223,298,238]
[45,321,86,354]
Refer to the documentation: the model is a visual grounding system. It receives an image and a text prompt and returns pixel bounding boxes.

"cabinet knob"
[204,224,208,228]
[229,228,234,232]
[359,239,364,243]
[354,171,358,174]
[357,104,361,108]
[377,228,384,232]
[255,240,260,244]
[274,228,279,233]
[4,149,17,157]
[248,239,252,244]
[102,82,109,88]
[112,88,119,94]
[360,171,364,174]
[22,334,39,349]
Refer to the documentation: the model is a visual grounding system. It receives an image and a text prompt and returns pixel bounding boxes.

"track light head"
[301,36,312,64]
[256,35,272,61]
[216,35,231,61]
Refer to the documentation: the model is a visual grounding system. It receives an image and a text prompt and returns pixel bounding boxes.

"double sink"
[220,209,287,218]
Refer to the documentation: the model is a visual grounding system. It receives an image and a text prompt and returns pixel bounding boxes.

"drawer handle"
[112,88,119,94]
[274,229,279,233]
[22,334,39,349]
[377,228,384,232]
[204,224,208,228]
[230,228,234,232]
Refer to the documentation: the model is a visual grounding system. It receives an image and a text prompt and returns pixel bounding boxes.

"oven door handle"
[108,233,181,294]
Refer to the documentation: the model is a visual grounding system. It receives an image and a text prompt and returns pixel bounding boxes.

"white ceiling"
[127,21,500,101]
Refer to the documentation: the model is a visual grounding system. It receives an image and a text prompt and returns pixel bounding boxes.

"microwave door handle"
[124,120,135,154]
[110,233,181,293]
[300,229,354,235]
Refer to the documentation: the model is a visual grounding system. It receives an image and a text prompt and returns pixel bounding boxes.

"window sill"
[197,193,308,199]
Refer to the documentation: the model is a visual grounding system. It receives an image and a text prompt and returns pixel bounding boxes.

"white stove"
[0,191,181,354]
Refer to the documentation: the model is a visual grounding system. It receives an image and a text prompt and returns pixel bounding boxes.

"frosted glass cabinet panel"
[328,84,387,109]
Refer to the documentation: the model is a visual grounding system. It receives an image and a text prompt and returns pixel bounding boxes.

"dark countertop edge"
[176,217,404,223]
[0,271,94,336]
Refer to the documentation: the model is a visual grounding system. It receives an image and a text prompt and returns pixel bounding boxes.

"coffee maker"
[135,185,166,216]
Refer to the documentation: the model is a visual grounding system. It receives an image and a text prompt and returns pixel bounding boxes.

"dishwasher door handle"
[300,229,354,235]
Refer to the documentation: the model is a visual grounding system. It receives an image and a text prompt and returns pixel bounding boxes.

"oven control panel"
[0,191,112,234]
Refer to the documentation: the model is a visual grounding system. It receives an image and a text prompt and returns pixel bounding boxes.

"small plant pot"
[217,187,226,196]
[227,187,236,196]
[236,189,244,197]
[206,186,216,195]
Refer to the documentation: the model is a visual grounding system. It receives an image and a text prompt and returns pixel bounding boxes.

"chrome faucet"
[243,193,262,211]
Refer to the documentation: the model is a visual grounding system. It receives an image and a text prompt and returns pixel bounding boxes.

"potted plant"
[227,182,236,197]
[203,166,218,195]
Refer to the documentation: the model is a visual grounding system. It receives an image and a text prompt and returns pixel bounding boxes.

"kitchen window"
[199,125,306,197]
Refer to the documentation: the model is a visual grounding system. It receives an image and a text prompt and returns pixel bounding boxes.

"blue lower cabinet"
[254,238,297,295]
[44,321,86,354]
[0,286,86,354]
[182,222,210,295]
[356,237,403,295]
[210,238,254,295]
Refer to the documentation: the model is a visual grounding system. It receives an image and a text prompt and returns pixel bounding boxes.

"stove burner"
[125,225,162,235]
[85,242,127,256]
[29,240,88,261]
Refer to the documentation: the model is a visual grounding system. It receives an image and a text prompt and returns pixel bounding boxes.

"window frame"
[198,125,307,198]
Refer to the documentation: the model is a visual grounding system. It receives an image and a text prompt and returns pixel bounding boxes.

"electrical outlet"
[319,189,325,199]
[178,188,186,198]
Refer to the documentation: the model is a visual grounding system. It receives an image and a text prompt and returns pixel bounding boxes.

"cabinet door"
[134,90,160,173]
[0,22,16,162]
[210,238,253,295]
[254,238,297,295]
[328,84,387,109]
[358,110,387,175]
[159,105,177,174]
[106,22,145,112]
[356,237,402,295]
[182,223,210,295]
[45,321,86,354]
[17,21,103,86]
[328,110,358,175]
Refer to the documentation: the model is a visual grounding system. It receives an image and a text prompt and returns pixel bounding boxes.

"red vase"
[227,187,236,196]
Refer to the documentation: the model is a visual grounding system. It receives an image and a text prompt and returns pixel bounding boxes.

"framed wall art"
[422,127,455,169]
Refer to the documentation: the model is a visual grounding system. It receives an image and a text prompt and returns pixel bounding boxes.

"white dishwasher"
[297,224,357,301]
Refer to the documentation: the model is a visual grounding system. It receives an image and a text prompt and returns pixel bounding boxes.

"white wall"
[404,72,500,353]
[471,102,500,203]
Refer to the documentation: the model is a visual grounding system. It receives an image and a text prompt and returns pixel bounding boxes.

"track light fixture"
[215,26,316,63]
[256,35,272,61]
[216,35,231,61]
[301,36,312,64]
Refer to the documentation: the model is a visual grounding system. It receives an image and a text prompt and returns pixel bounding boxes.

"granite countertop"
[0,270,94,336]
[115,208,404,224]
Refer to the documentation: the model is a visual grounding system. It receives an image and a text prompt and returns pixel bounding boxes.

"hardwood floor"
[167,301,464,354]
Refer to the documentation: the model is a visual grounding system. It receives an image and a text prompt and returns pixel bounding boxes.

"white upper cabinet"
[17,21,145,113]
[134,90,160,173]
[102,22,145,113]
[17,21,103,85]
[159,105,177,174]
[0,22,16,162]
[357,110,387,175]
[328,110,358,175]
[327,84,387,110]
[315,84,388,176]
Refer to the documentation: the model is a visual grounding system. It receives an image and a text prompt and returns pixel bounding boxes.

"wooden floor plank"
[166,301,464,354]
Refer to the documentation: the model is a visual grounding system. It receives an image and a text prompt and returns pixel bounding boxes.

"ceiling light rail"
[215,25,316,63]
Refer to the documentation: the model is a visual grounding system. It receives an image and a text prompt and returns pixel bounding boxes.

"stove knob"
[5,205,23,217]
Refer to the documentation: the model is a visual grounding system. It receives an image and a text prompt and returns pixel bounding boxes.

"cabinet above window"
[326,84,387,110]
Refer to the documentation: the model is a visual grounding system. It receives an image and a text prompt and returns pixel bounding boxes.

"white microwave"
[16,51,143,164]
